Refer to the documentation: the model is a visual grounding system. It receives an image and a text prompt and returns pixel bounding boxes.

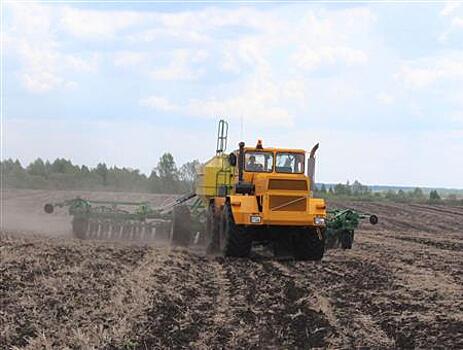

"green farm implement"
[325,209,378,249]
[44,196,377,250]
[44,193,205,245]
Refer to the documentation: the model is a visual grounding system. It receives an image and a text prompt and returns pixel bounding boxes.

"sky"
[2,1,463,188]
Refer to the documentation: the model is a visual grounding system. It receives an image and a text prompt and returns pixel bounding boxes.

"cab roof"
[243,147,306,153]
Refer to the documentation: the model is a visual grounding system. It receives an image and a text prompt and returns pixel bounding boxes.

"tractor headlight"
[314,217,325,226]
[250,215,262,224]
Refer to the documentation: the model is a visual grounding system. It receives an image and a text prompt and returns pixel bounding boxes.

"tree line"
[1,154,199,194]
[314,180,460,204]
[2,157,461,204]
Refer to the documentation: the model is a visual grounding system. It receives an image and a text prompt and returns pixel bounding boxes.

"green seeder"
[44,196,377,250]
[325,209,378,249]
[44,193,204,245]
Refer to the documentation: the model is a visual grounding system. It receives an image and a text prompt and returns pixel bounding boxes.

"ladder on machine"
[216,119,228,155]
[215,119,232,196]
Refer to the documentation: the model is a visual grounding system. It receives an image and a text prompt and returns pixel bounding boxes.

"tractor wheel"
[170,205,192,247]
[220,203,252,257]
[341,230,354,249]
[206,203,220,254]
[293,227,325,261]
[72,217,88,239]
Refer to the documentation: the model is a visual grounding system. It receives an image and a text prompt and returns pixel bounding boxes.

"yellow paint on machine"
[196,154,234,198]
[229,194,326,226]
[195,141,326,229]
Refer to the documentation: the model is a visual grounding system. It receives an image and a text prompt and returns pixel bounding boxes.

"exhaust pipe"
[238,141,245,183]
[307,143,319,192]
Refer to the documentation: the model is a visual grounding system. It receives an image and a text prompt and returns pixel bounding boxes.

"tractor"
[196,121,327,260]
[44,120,377,260]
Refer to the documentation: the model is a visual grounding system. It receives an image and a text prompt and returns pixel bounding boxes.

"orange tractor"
[196,120,327,260]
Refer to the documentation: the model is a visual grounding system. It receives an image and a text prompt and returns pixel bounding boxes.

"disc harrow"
[325,208,378,249]
[45,194,202,244]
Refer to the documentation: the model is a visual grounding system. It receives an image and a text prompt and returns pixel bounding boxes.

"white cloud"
[440,2,461,17]
[219,36,272,74]
[132,6,377,125]
[65,54,100,72]
[22,71,62,93]
[282,79,307,102]
[6,3,377,92]
[217,8,374,75]
[452,16,463,28]
[12,39,95,93]
[59,7,143,39]
[293,46,368,71]
[439,2,463,42]
[376,92,395,105]
[396,56,463,88]
[113,51,147,68]
[150,50,205,81]
[5,3,101,93]
[139,96,179,112]
[141,68,295,126]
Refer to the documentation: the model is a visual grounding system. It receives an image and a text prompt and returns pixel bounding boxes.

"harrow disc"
[70,218,173,242]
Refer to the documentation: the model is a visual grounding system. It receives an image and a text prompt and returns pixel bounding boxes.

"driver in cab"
[247,155,263,171]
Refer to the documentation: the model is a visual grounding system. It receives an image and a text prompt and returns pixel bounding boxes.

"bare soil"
[1,189,463,349]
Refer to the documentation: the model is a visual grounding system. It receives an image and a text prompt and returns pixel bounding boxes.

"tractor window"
[275,153,305,173]
[245,152,273,172]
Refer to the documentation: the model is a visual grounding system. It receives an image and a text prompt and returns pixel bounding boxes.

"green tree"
[351,180,369,196]
[334,182,352,196]
[411,187,425,201]
[397,189,407,202]
[95,163,109,186]
[157,153,177,179]
[384,189,397,200]
[179,160,200,192]
[51,158,79,174]
[156,153,180,193]
[148,170,161,193]
[429,190,441,202]
[320,184,327,194]
[27,158,47,177]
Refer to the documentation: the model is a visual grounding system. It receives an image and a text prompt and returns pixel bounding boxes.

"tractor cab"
[243,147,306,175]
[234,141,312,196]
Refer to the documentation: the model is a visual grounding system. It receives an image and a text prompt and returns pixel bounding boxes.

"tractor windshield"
[275,153,305,173]
[245,152,273,172]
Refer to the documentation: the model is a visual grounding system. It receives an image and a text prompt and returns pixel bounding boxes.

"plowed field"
[1,189,463,349]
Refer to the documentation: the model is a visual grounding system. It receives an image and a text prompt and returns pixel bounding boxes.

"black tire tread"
[72,217,88,239]
[171,205,192,247]
[293,228,325,261]
[223,203,252,257]
[206,203,220,254]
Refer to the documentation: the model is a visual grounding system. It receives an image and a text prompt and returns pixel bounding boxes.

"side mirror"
[369,215,378,225]
[228,153,237,166]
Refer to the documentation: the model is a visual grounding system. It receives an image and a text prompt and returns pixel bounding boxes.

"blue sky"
[3,1,463,188]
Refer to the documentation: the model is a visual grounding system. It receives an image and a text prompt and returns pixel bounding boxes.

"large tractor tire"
[293,227,325,261]
[341,230,354,249]
[206,203,221,254]
[170,205,192,247]
[220,203,252,257]
[72,217,88,239]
